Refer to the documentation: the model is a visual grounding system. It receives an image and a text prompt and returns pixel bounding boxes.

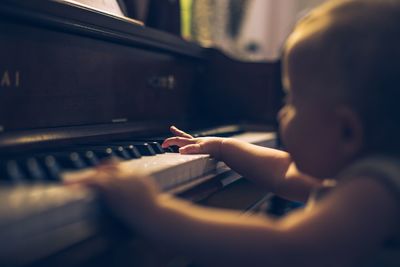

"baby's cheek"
[280,117,306,158]
[279,119,294,149]
[279,108,295,134]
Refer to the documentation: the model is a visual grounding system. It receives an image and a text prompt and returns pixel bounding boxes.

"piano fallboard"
[0,0,203,133]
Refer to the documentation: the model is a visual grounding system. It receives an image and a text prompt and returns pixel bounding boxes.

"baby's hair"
[291,0,400,155]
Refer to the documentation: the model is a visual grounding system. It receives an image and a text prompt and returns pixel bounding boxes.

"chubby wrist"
[137,194,193,240]
[214,137,229,160]
[128,194,163,235]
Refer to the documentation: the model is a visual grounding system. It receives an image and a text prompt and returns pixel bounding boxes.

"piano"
[0,0,283,266]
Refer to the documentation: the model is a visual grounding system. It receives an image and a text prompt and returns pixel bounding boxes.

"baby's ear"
[335,106,364,155]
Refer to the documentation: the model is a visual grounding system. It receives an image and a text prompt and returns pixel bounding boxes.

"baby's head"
[279,0,400,178]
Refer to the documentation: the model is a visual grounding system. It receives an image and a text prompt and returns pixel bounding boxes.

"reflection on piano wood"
[0,0,282,266]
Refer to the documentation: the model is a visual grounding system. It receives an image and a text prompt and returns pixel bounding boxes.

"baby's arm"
[163,126,321,202]
[69,167,399,267]
[152,178,398,267]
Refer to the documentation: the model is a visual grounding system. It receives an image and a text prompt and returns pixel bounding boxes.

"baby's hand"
[162,126,224,159]
[64,162,160,230]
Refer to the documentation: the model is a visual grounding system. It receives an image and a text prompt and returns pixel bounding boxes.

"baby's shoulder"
[338,156,400,267]
[338,155,400,196]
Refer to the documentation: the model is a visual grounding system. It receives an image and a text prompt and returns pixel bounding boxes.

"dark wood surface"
[196,48,282,126]
[0,0,281,151]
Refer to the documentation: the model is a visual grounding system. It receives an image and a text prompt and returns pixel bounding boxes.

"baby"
[69,1,400,266]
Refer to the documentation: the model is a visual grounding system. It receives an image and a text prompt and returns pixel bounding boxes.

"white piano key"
[62,132,276,191]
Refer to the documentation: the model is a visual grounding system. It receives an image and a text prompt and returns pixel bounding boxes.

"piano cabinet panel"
[0,20,200,132]
[195,49,283,126]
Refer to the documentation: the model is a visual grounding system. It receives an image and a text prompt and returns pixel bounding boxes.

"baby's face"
[278,34,348,179]
[278,0,379,178]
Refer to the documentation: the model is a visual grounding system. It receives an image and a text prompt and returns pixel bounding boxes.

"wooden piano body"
[0,0,283,266]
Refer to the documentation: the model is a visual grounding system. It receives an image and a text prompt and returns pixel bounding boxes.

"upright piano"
[0,0,283,266]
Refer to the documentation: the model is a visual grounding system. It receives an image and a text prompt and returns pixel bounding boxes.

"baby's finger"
[63,165,117,185]
[162,136,195,148]
[170,126,193,138]
[179,144,202,154]
[96,160,121,173]
[97,157,121,168]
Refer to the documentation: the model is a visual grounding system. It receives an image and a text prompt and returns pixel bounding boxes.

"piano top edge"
[0,0,205,59]
[0,123,277,155]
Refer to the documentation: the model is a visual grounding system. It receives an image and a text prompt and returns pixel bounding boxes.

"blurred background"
[121,0,328,61]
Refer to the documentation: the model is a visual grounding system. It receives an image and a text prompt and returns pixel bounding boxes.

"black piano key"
[78,147,116,161]
[69,152,87,169]
[80,146,128,161]
[113,146,131,160]
[94,147,116,160]
[164,147,174,152]
[147,141,165,154]
[107,143,142,158]
[105,142,156,156]
[80,151,100,166]
[24,157,47,181]
[130,142,156,156]
[125,138,177,153]
[55,152,87,170]
[42,155,62,181]
[168,145,180,153]
[2,160,26,183]
[123,144,141,158]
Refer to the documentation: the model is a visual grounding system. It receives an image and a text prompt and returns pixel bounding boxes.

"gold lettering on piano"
[148,75,176,90]
[1,70,20,88]
[1,71,11,87]
[15,71,20,87]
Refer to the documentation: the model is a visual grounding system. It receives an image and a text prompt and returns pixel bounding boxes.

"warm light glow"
[180,0,193,39]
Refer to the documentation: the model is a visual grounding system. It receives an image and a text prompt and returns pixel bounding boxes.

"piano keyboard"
[0,131,276,266]
[0,131,275,190]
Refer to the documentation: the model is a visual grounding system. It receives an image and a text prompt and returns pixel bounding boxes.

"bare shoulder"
[278,175,399,266]
[331,176,399,231]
